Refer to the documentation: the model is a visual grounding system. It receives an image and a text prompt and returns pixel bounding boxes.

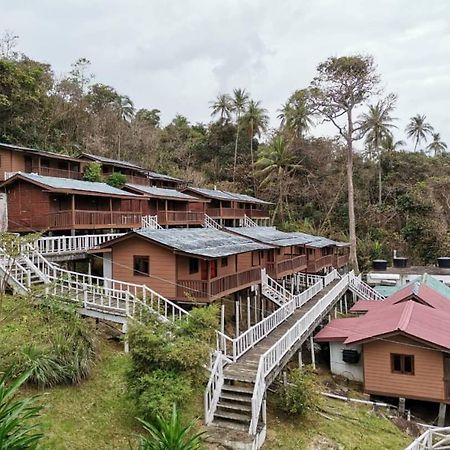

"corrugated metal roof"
[134,227,273,258]
[187,187,272,205]
[0,142,80,161]
[146,171,182,182]
[125,184,197,200]
[226,226,317,247]
[80,152,145,171]
[10,172,141,197]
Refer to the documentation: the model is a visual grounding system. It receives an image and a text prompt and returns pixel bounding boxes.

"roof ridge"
[398,301,414,331]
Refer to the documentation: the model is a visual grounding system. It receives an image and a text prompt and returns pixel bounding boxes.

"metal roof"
[80,152,145,171]
[134,228,273,258]
[0,142,80,161]
[226,226,317,247]
[7,172,141,197]
[186,187,272,205]
[125,184,198,201]
[146,171,183,182]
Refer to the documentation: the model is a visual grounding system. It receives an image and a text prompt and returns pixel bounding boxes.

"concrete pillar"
[87,260,92,276]
[122,321,129,353]
[235,297,240,337]
[220,303,225,335]
[310,335,316,369]
[344,296,348,314]
[439,402,447,426]
[247,294,251,329]
[298,346,303,368]
[398,397,406,415]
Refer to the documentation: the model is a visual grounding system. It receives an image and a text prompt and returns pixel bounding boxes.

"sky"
[2,0,450,147]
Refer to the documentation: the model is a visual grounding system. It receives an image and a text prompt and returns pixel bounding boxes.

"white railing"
[204,351,225,425]
[141,215,162,230]
[203,214,221,229]
[348,272,385,301]
[36,233,124,255]
[249,273,350,435]
[405,427,450,450]
[243,215,258,227]
[4,171,17,179]
[261,268,294,305]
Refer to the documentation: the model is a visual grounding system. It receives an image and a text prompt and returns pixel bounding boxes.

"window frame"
[133,255,150,277]
[391,353,415,375]
[221,256,228,267]
[189,258,199,274]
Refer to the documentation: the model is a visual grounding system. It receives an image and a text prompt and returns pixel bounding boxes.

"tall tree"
[309,55,380,271]
[427,132,448,156]
[242,99,269,194]
[360,94,397,205]
[277,89,314,138]
[381,134,404,152]
[231,88,249,181]
[256,136,300,223]
[405,114,434,151]
[210,93,232,122]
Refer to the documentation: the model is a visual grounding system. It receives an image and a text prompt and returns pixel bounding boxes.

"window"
[221,257,228,267]
[189,258,199,274]
[252,251,260,267]
[133,256,149,277]
[391,354,414,375]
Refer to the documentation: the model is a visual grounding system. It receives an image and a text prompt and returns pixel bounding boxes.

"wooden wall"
[363,335,446,403]
[0,149,24,180]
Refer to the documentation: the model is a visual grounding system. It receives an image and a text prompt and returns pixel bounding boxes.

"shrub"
[106,171,127,188]
[136,404,205,450]
[83,162,103,182]
[274,366,320,417]
[0,370,44,449]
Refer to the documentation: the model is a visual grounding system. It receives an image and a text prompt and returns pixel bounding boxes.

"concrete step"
[209,418,249,432]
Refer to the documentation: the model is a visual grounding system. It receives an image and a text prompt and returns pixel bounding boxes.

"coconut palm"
[277,89,314,138]
[209,93,232,122]
[426,132,448,156]
[360,95,397,205]
[116,95,135,122]
[242,99,269,194]
[231,88,250,181]
[256,136,300,222]
[405,114,434,151]
[381,134,405,152]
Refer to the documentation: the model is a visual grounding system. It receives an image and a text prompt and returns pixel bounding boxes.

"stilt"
[439,402,447,426]
[344,296,348,314]
[298,346,303,368]
[310,335,316,369]
[261,292,265,318]
[88,260,92,276]
[398,397,406,415]
[253,289,258,323]
[220,303,225,335]
[334,307,338,319]
[296,273,300,291]
[291,276,294,295]
[247,293,251,329]
[235,296,240,337]
[122,321,129,353]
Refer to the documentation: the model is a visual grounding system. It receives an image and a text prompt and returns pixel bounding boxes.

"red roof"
[349,300,384,313]
[314,318,360,342]
[384,283,450,310]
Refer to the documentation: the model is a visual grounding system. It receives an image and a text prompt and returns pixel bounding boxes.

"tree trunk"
[378,152,382,206]
[250,121,256,195]
[233,113,240,182]
[346,110,359,272]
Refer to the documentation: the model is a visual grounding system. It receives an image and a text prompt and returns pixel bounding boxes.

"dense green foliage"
[106,171,127,188]
[127,306,218,420]
[274,367,320,416]
[83,161,103,182]
[0,370,44,449]
[0,295,96,387]
[136,404,205,450]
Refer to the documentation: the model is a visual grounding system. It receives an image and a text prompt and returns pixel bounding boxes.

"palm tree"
[231,88,250,181]
[256,136,300,223]
[405,114,434,151]
[116,95,135,122]
[242,100,269,194]
[426,132,448,156]
[360,96,397,205]
[210,93,232,122]
[381,134,405,152]
[277,89,314,138]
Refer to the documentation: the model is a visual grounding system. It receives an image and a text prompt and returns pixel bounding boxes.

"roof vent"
[437,257,450,269]
[372,259,387,271]
[393,257,408,268]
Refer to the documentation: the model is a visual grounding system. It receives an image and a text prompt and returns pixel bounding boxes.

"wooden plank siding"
[363,336,447,403]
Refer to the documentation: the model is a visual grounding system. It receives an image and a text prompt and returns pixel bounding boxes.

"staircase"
[348,272,385,301]
[203,214,221,229]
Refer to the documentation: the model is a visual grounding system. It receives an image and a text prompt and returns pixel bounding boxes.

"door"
[444,355,450,400]
[201,260,208,280]
[210,260,217,278]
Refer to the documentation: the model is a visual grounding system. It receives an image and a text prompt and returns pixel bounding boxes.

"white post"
[310,335,316,369]
[221,303,225,335]
[122,321,129,353]
[235,298,240,337]
[247,294,251,329]
[298,345,303,368]
[344,296,348,314]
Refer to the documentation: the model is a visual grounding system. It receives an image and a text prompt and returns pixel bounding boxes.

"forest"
[1,32,449,270]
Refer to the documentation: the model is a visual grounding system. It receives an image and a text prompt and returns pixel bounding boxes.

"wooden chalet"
[315,276,450,423]
[1,173,145,233]
[183,187,271,225]
[123,184,208,227]
[0,142,84,181]
[93,228,274,303]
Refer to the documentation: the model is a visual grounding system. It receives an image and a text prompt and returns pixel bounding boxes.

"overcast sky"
[2,0,450,147]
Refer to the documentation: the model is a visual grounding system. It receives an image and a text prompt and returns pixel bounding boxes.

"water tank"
[437,257,450,269]
[372,259,387,271]
[342,349,360,364]
[393,257,408,268]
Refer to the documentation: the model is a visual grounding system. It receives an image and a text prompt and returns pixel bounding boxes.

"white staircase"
[348,272,385,301]
[203,214,221,229]
[141,215,163,230]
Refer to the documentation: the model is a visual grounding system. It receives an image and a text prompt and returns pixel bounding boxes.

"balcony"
[176,267,261,301]
[307,254,334,273]
[156,210,205,226]
[266,255,307,278]
[30,166,83,180]
[127,174,151,186]
[335,253,349,268]
[47,210,142,230]
[207,208,246,219]
[245,209,270,219]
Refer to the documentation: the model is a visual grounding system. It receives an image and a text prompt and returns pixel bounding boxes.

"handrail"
[204,351,225,425]
[141,215,162,229]
[249,273,350,434]
[348,272,385,301]
[36,233,124,254]
[404,426,450,450]
[203,214,221,229]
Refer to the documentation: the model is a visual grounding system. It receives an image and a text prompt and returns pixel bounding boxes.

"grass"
[265,396,411,450]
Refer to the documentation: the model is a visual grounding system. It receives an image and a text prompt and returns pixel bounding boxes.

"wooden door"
[201,260,208,280]
[444,355,450,400]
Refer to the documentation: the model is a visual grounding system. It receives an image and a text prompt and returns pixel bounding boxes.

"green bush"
[274,367,320,417]
[106,171,127,188]
[83,162,103,182]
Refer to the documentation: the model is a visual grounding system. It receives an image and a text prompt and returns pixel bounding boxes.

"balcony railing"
[207,208,246,219]
[47,210,142,229]
[176,267,261,300]
[31,166,83,180]
[307,254,334,273]
[266,255,307,278]
[245,209,270,218]
[127,174,151,186]
[156,210,205,225]
[335,253,349,268]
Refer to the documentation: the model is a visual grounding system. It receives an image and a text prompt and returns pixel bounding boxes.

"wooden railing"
[246,209,270,218]
[30,166,83,180]
[127,174,150,186]
[206,208,246,219]
[307,254,334,272]
[335,253,349,268]
[157,210,205,225]
[47,210,142,228]
[177,267,261,300]
[266,255,307,278]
